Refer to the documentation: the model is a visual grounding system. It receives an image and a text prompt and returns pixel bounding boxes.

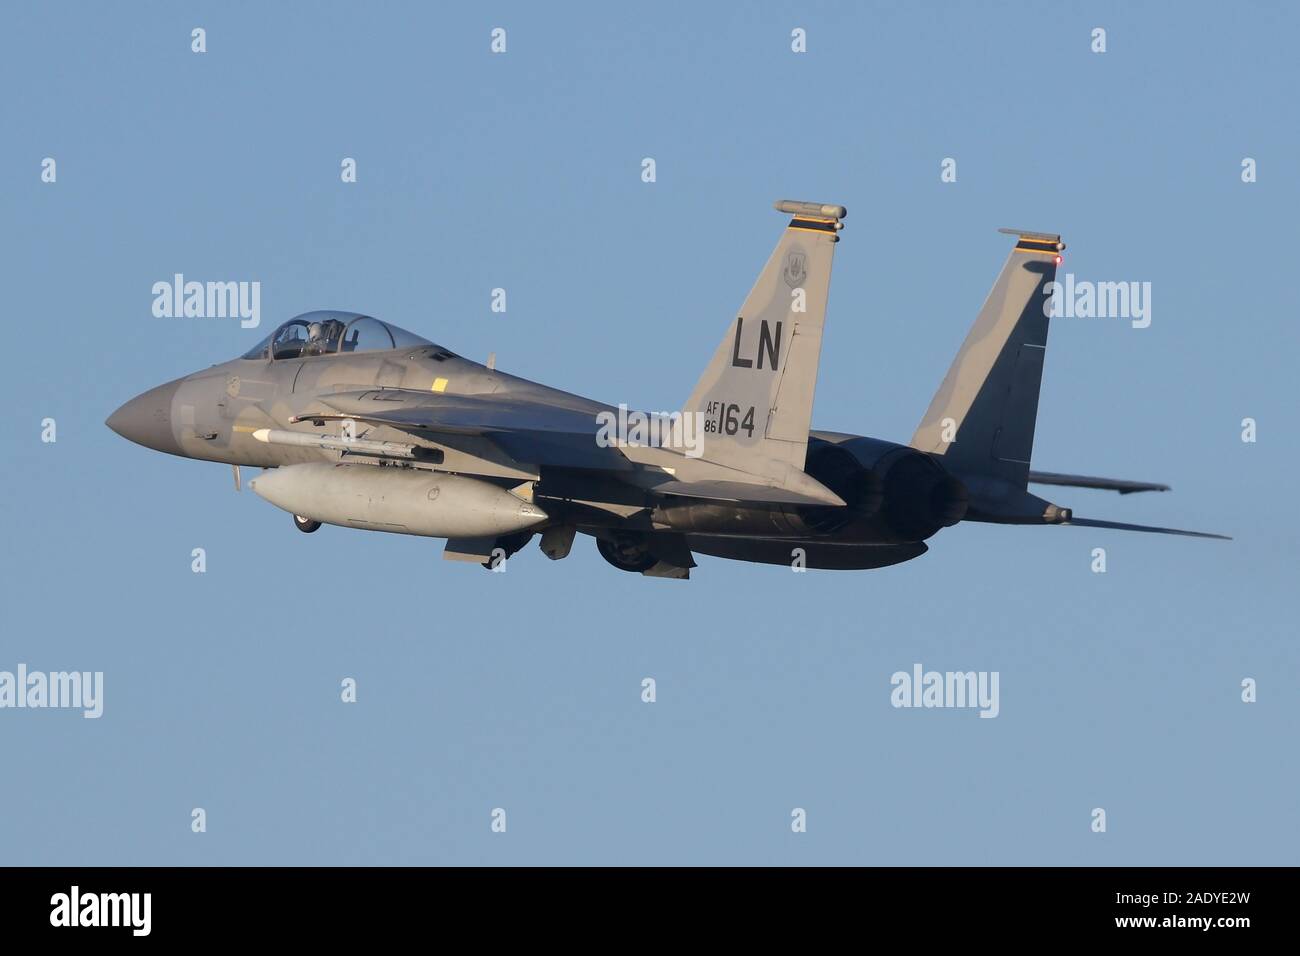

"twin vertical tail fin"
[912,230,1229,540]
[909,229,1062,488]
[681,201,845,482]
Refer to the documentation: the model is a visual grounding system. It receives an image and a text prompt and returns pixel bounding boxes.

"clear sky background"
[2,1,1295,865]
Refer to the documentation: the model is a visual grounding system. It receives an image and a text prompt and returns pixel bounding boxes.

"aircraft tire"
[596,535,658,573]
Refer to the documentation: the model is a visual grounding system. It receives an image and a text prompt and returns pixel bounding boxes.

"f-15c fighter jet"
[108,200,1226,578]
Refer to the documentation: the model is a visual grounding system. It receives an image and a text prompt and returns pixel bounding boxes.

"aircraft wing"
[294,389,633,471]
[292,389,844,506]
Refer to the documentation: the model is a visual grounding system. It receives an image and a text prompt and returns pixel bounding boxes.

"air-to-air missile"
[251,427,423,460]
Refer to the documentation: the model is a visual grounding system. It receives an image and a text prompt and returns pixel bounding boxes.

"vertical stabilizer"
[909,229,1063,487]
[681,200,845,480]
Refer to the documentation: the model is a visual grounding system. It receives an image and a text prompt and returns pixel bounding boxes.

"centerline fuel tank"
[249,462,548,538]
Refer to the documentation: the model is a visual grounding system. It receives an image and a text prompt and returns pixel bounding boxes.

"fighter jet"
[107,199,1226,578]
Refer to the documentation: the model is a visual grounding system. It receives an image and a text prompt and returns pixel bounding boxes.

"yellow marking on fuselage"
[233,425,259,433]
[431,377,449,392]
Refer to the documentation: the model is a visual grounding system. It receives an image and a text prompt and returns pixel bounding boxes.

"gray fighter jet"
[108,200,1226,578]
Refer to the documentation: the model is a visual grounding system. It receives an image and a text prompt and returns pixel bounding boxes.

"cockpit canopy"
[241,311,433,360]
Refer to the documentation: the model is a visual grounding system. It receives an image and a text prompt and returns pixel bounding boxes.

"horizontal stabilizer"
[1029,471,1170,495]
[1062,516,1230,540]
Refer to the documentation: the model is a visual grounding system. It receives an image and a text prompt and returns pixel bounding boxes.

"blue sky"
[1,1,1295,864]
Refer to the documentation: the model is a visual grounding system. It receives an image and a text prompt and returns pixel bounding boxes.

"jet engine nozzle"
[803,436,968,542]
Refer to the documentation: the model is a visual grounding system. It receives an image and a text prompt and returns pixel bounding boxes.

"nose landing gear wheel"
[294,515,321,533]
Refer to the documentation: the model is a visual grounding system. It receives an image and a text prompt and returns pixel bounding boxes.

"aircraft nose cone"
[106,378,185,455]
